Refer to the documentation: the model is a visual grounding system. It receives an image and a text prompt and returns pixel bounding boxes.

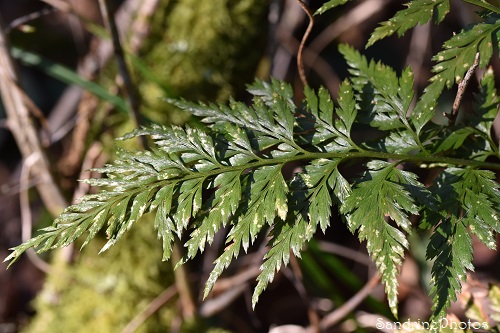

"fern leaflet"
[367,0,450,47]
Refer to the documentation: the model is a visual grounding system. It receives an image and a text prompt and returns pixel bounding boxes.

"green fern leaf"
[424,167,500,322]
[411,15,500,132]
[367,0,450,47]
[340,160,436,317]
[434,127,475,153]
[470,67,500,136]
[183,170,242,259]
[426,217,472,323]
[340,45,415,130]
[304,81,359,151]
[340,45,426,154]
[252,159,350,306]
[152,185,176,260]
[203,164,288,297]
[315,0,353,15]
[341,44,405,130]
[456,169,500,246]
[341,160,425,317]
[463,67,500,160]
[168,79,298,152]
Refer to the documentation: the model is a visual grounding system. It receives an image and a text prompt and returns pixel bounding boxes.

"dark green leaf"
[367,0,450,47]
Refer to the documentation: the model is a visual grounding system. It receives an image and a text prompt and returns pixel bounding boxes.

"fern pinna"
[6,0,500,326]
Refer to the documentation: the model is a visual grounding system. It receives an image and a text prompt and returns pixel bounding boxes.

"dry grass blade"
[0,15,67,217]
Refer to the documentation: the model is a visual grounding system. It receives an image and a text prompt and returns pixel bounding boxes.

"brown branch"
[289,254,320,333]
[308,0,389,68]
[210,266,261,294]
[318,274,381,331]
[5,8,56,34]
[295,0,314,87]
[172,243,197,321]
[0,14,67,217]
[448,52,480,126]
[277,31,340,96]
[199,283,248,317]
[54,0,157,175]
[20,153,51,273]
[121,285,178,333]
[316,241,373,266]
[200,265,261,317]
[58,91,99,177]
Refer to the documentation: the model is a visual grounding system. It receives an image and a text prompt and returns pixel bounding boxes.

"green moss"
[139,0,269,123]
[24,216,176,333]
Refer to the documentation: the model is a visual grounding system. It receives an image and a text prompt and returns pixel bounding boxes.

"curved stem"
[296,0,314,87]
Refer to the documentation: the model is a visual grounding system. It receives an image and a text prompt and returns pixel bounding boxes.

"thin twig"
[199,283,248,317]
[289,254,320,333]
[308,0,389,69]
[277,30,339,95]
[356,311,393,333]
[20,152,51,273]
[58,91,99,177]
[172,242,197,321]
[0,14,67,217]
[210,266,261,294]
[318,274,381,331]
[97,0,143,140]
[48,0,159,141]
[121,285,178,333]
[316,241,373,266]
[295,0,314,87]
[199,256,261,317]
[5,8,56,34]
[448,52,480,126]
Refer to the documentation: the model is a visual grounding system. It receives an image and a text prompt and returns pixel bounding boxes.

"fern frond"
[253,158,350,306]
[426,217,472,323]
[367,0,450,47]
[168,79,299,152]
[340,45,415,130]
[340,45,427,154]
[424,168,500,322]
[341,160,427,317]
[411,15,500,132]
[467,67,500,159]
[5,49,500,321]
[304,81,360,151]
